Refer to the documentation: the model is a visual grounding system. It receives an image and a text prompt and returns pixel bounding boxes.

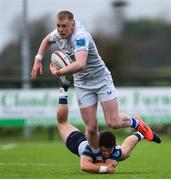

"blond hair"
[57,10,74,21]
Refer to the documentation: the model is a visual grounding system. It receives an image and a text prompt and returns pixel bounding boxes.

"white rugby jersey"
[48,21,110,84]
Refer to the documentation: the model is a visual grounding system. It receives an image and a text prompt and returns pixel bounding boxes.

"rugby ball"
[51,51,71,69]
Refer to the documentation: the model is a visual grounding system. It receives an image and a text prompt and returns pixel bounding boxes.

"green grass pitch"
[0,136,171,179]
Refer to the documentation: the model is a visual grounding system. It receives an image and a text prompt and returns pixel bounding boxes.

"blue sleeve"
[82,145,94,159]
[110,148,122,162]
[81,145,103,163]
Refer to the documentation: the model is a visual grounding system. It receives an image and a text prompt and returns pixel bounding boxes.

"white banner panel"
[0,87,171,126]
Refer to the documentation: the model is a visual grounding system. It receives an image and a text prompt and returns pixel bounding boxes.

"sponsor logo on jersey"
[107,90,112,95]
[76,38,86,47]
[112,150,120,157]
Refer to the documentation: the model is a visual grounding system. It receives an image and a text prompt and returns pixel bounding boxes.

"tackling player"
[56,87,161,174]
[32,10,159,153]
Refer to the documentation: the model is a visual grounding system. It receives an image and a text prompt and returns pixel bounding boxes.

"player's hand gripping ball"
[51,51,71,69]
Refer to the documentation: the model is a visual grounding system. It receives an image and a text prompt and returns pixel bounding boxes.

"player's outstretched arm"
[31,35,51,80]
[80,156,115,174]
[120,132,143,161]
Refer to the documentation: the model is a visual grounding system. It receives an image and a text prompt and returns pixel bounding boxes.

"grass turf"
[0,136,171,179]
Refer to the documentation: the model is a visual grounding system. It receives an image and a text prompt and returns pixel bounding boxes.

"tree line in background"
[0,15,171,88]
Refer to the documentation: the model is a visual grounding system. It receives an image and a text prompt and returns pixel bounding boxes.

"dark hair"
[99,131,116,148]
[57,10,74,21]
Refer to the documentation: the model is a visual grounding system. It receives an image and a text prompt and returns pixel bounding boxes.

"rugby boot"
[134,115,154,141]
[57,76,70,92]
[152,131,161,144]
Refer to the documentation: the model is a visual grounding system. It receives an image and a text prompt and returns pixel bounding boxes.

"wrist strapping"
[99,166,107,173]
[35,54,43,61]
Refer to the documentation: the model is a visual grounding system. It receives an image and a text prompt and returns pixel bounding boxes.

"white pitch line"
[1,143,16,150]
[0,163,76,167]
[0,163,56,167]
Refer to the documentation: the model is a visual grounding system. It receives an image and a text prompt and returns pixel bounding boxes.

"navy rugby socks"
[133,131,144,141]
[130,117,139,128]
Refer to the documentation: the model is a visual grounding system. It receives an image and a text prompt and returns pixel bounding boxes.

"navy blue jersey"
[66,131,122,162]
[81,144,122,163]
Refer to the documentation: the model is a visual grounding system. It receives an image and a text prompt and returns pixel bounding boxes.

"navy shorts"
[66,131,86,156]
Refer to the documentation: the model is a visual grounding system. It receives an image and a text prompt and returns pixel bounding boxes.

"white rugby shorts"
[75,75,117,108]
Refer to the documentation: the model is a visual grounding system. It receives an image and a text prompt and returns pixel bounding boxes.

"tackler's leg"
[57,87,79,143]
